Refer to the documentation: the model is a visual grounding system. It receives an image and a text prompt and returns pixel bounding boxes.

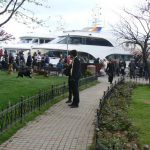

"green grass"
[0,76,98,145]
[0,71,67,109]
[128,85,150,145]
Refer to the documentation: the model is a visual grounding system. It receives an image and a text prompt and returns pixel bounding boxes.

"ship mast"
[91,5,102,27]
[88,4,103,27]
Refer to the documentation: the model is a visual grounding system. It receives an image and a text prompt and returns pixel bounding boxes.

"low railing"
[125,76,150,85]
[95,77,125,148]
[0,75,97,134]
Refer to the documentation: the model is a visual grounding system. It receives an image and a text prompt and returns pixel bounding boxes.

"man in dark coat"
[68,50,81,108]
[106,59,115,84]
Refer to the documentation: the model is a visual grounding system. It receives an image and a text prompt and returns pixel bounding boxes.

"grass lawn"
[0,71,67,109]
[129,85,150,145]
[0,72,98,144]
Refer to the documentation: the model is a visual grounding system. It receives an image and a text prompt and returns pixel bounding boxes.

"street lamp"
[66,34,69,56]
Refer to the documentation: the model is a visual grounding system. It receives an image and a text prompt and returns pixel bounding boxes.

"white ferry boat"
[31,27,133,64]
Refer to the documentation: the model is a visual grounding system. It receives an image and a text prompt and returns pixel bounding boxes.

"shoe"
[68,103,74,106]
[70,105,79,108]
[66,100,72,103]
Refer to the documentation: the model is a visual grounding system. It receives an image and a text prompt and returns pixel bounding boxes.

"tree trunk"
[143,50,150,85]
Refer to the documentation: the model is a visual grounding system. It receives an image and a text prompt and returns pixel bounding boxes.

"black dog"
[17,68,32,78]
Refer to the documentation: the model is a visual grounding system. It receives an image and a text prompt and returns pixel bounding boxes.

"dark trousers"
[108,73,113,83]
[68,77,73,101]
[120,69,125,76]
[71,79,79,105]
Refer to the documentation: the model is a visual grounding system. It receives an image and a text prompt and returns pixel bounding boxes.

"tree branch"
[0,0,26,27]
[0,0,13,15]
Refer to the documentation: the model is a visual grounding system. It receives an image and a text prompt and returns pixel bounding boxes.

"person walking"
[68,50,81,108]
[119,60,126,76]
[106,59,115,84]
[128,60,136,79]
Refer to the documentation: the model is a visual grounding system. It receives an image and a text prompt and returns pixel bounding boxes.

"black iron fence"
[95,77,125,148]
[0,75,97,134]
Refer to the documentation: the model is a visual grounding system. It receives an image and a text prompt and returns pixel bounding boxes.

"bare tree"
[113,0,150,83]
[0,0,50,27]
[0,0,51,41]
[0,29,14,41]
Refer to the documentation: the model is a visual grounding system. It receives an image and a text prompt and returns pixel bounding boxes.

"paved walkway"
[0,76,112,150]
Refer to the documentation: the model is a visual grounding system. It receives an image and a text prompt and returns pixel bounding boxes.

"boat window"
[106,54,133,61]
[106,54,114,60]
[47,51,63,57]
[123,55,134,61]
[45,39,51,43]
[49,37,66,44]
[55,37,73,44]
[82,38,86,44]
[49,36,82,44]
[69,37,82,44]
[20,38,32,43]
[32,39,39,44]
[78,51,95,63]
[86,38,113,47]
[58,37,68,44]
[48,51,56,57]
[40,39,44,44]
[49,36,113,47]
[43,49,96,63]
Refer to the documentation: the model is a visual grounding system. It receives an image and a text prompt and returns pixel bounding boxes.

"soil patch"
[144,101,150,104]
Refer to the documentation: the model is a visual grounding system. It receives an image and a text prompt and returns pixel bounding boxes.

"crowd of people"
[0,50,71,75]
[0,50,50,72]
[0,49,149,82]
[105,59,126,84]
[104,54,149,84]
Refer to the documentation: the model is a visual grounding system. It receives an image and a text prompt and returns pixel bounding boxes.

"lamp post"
[66,34,69,56]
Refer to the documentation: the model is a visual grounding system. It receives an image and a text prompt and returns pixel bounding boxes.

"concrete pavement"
[0,76,112,150]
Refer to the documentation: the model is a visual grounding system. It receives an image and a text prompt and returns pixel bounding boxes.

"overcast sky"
[3,0,143,37]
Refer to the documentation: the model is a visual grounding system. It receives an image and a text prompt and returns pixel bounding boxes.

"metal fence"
[125,76,150,85]
[0,75,97,134]
[95,77,125,147]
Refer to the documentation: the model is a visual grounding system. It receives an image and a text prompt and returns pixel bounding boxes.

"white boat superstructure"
[17,34,55,45]
[32,29,133,64]
[0,34,56,60]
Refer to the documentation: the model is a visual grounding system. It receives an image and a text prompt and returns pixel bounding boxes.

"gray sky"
[3,0,143,37]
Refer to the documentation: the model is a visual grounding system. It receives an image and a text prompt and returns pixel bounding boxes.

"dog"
[17,68,32,78]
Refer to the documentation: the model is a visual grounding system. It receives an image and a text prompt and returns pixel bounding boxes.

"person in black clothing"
[128,60,136,79]
[119,60,126,76]
[106,59,115,84]
[68,50,81,108]
[26,52,32,68]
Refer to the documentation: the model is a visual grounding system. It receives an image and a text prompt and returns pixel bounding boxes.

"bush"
[95,82,141,149]
[84,69,93,77]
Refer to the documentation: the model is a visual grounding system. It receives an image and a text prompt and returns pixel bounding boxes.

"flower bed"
[95,82,143,150]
